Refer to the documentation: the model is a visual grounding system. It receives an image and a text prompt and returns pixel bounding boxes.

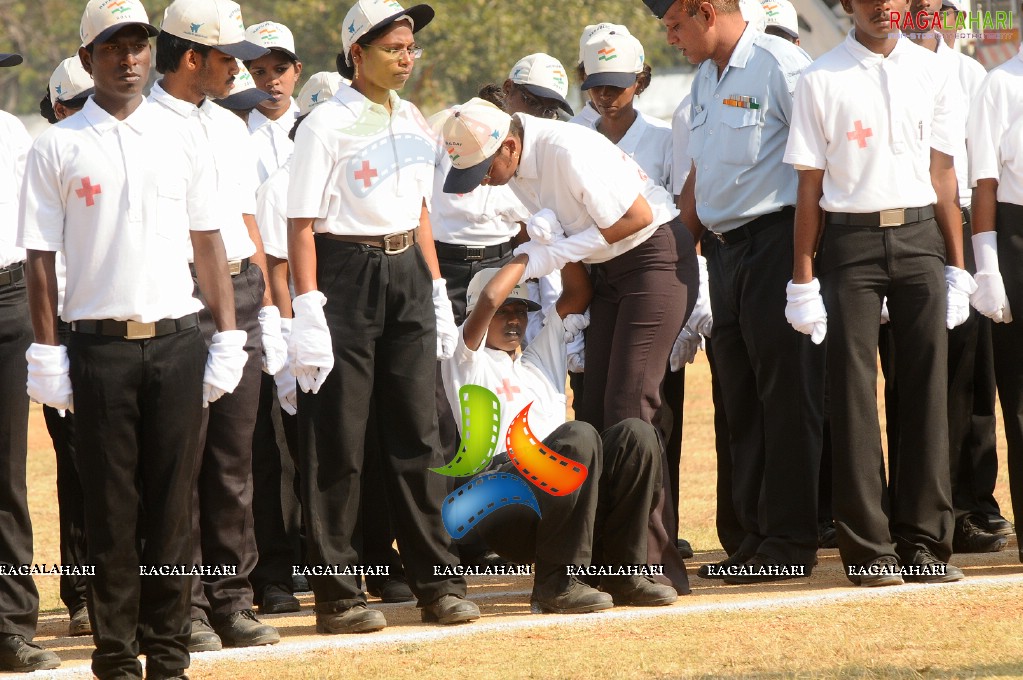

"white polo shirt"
[249,98,301,184]
[968,45,1023,205]
[431,150,528,246]
[934,40,986,208]
[568,102,600,127]
[573,110,673,193]
[0,111,30,269]
[784,32,961,213]
[149,82,257,262]
[671,94,693,197]
[18,97,215,323]
[256,160,290,259]
[442,312,568,445]
[288,87,441,236]
[509,114,679,264]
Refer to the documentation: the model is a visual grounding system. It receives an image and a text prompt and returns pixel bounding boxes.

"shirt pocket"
[718,107,762,166]
[156,181,187,240]
[687,108,709,161]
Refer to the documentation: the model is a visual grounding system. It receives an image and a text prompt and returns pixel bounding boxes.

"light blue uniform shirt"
[688,23,811,233]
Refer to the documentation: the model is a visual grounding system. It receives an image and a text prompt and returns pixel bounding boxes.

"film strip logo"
[433,385,589,539]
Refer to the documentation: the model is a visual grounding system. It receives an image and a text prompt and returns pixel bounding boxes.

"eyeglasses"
[365,43,423,60]
[515,85,558,120]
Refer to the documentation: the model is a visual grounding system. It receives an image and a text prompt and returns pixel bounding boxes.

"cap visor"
[443,155,494,195]
[365,4,435,39]
[59,88,95,105]
[520,84,574,115]
[0,53,23,67]
[581,71,639,91]
[217,87,273,111]
[92,22,159,46]
[219,40,270,61]
[515,298,543,312]
[765,25,800,39]
[267,46,299,62]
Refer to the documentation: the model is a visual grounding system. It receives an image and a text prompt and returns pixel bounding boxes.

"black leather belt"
[434,239,515,262]
[712,206,795,245]
[0,262,25,287]
[190,258,250,278]
[319,228,418,255]
[827,205,934,228]
[71,313,200,340]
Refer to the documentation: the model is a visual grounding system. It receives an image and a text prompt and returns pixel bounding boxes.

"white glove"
[785,279,827,344]
[258,306,288,376]
[25,343,73,415]
[669,326,703,372]
[688,255,713,338]
[433,278,457,360]
[971,232,1012,323]
[275,318,297,415]
[514,240,561,282]
[289,291,334,394]
[945,265,978,330]
[526,209,564,245]
[566,331,586,373]
[880,297,890,325]
[562,311,590,342]
[514,226,610,282]
[203,329,248,408]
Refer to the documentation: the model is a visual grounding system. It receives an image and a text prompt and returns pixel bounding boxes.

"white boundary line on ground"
[28,572,1023,679]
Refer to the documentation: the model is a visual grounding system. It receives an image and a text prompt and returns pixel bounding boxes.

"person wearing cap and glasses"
[18,0,244,676]
[287,0,479,633]
[0,50,63,675]
[647,0,824,584]
[148,0,286,653]
[967,18,1023,563]
[443,93,697,595]
[784,0,968,586]
[245,21,303,184]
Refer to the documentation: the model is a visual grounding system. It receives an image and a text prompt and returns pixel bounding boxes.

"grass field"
[21,352,1022,679]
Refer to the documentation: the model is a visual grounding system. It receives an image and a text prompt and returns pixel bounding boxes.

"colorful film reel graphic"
[430,385,500,478]
[505,403,588,496]
[441,472,540,540]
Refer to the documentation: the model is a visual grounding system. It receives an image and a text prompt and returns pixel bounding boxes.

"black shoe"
[721,554,810,585]
[68,605,92,637]
[0,635,60,672]
[212,609,280,647]
[979,513,1014,537]
[420,595,480,624]
[902,549,964,584]
[676,538,694,560]
[953,516,1009,554]
[315,602,386,634]
[188,618,223,653]
[531,575,613,614]
[292,574,311,593]
[259,584,301,615]
[697,551,752,580]
[463,550,509,569]
[367,578,415,603]
[818,521,839,549]
[600,575,677,607]
[849,555,904,587]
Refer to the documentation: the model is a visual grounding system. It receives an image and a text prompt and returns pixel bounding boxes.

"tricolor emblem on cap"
[80,0,159,47]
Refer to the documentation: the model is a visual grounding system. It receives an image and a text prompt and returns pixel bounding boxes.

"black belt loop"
[434,239,515,262]
[0,261,25,288]
[71,313,200,340]
[826,205,935,228]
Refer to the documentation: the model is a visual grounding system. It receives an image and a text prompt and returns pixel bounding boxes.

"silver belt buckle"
[125,321,157,340]
[228,259,242,275]
[382,230,413,255]
[464,246,486,261]
[878,208,905,228]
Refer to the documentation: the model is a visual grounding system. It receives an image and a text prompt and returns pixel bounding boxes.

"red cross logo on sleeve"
[75,177,102,207]
[354,160,378,188]
[846,120,873,149]
[495,379,521,400]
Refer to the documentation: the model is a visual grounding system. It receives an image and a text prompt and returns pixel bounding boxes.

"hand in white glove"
[25,343,73,415]
[785,279,827,344]
[880,297,890,325]
[258,306,288,375]
[945,265,978,330]
[203,329,248,408]
[433,278,458,360]
[971,232,1012,322]
[562,310,590,342]
[514,240,561,283]
[289,291,334,394]
[566,331,586,373]
[688,255,713,338]
[669,326,703,372]
[275,318,297,415]
[514,225,610,282]
[526,209,564,245]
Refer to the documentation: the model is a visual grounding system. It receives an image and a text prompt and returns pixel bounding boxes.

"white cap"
[740,0,768,32]
[761,0,799,38]
[581,32,645,91]
[160,0,268,60]
[297,71,348,115]
[245,21,298,61]
[508,53,573,115]
[216,59,272,110]
[577,23,630,65]
[440,98,512,194]
[466,268,541,315]
[49,57,95,104]
[80,0,158,48]
[340,0,434,67]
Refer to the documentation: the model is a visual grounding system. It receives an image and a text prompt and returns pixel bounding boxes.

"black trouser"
[190,264,264,620]
[478,420,658,576]
[361,400,407,589]
[707,209,824,567]
[298,237,465,609]
[992,202,1023,549]
[70,324,205,679]
[0,275,36,640]
[818,217,952,573]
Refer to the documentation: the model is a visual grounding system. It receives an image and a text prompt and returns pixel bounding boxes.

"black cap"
[643,0,677,19]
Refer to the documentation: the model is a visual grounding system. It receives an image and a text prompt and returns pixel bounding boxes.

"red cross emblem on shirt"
[75,177,102,207]
[354,160,378,188]
[495,379,521,400]
[846,120,873,149]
